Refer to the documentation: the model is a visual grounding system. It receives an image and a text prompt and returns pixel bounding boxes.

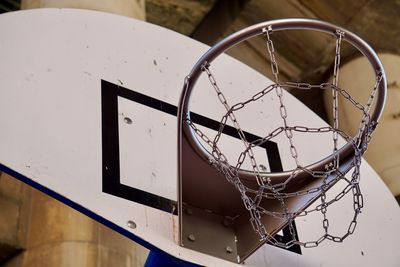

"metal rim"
[178,18,387,179]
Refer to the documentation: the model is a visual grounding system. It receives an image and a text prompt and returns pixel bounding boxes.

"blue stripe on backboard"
[145,250,203,267]
[0,163,198,265]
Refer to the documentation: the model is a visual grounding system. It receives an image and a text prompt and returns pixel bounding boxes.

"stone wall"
[0,182,148,266]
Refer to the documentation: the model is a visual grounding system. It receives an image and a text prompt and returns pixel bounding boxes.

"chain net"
[185,26,383,248]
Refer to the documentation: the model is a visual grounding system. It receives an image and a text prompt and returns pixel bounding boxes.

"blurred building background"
[0,0,399,266]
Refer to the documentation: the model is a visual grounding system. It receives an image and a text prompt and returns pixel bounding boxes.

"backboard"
[0,9,399,266]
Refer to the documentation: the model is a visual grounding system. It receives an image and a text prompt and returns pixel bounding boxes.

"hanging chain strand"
[332,30,345,169]
[201,63,265,185]
[263,26,300,168]
[184,25,381,249]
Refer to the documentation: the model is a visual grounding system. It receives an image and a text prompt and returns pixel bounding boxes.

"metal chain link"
[202,63,266,185]
[263,26,300,168]
[185,25,381,249]
[332,30,345,169]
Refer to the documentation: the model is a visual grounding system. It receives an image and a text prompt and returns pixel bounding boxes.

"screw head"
[259,164,267,171]
[127,220,136,229]
[226,246,233,253]
[187,234,196,242]
[124,117,133,124]
[261,176,271,183]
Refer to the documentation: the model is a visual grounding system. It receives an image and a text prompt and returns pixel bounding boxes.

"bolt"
[124,117,133,124]
[226,246,233,254]
[325,162,334,170]
[262,177,271,183]
[187,234,196,242]
[127,220,136,229]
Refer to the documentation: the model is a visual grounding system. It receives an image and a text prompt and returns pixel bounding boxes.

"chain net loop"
[184,26,383,249]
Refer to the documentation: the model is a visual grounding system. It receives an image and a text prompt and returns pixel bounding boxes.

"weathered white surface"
[0,9,399,266]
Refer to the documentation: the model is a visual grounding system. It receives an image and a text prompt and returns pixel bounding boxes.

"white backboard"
[0,8,399,266]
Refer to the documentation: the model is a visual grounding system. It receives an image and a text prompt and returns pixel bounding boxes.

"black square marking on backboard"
[101,80,301,254]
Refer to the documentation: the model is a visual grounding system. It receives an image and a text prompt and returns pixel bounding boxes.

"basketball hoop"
[178,18,386,261]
